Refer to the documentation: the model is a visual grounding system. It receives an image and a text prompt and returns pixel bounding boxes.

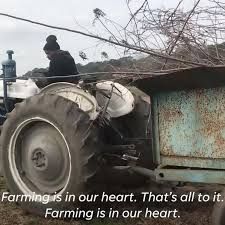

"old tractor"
[1,51,225,223]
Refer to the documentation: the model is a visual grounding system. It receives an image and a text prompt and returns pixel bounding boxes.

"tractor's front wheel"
[1,94,100,216]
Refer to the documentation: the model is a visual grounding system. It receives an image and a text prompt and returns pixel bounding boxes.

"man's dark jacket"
[47,50,79,83]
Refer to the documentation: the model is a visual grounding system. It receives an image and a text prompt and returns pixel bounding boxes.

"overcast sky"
[0,0,204,75]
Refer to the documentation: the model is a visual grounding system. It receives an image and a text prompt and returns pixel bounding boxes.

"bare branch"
[0,12,208,67]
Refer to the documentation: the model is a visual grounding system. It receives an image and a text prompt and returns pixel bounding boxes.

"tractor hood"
[0,79,40,99]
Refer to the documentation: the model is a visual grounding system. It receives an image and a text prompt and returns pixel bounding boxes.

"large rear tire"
[1,94,100,216]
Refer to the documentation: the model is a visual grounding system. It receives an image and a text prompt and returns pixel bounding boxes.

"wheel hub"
[11,120,71,194]
[31,148,47,170]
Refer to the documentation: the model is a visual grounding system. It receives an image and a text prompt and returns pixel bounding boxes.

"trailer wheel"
[1,94,100,216]
[212,191,225,225]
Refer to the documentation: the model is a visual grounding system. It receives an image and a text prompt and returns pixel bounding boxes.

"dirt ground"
[0,176,219,225]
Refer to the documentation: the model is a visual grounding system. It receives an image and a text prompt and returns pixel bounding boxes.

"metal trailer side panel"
[151,86,225,174]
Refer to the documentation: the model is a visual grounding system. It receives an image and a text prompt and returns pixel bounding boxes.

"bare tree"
[2,0,225,74]
[93,0,225,70]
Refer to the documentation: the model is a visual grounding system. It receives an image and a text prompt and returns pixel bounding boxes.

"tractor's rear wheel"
[1,94,100,216]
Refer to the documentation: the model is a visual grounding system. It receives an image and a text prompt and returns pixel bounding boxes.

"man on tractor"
[43,35,79,84]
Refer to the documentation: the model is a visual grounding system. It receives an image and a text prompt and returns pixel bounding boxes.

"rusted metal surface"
[155,86,225,159]
[155,169,225,184]
[161,156,225,170]
[152,96,160,165]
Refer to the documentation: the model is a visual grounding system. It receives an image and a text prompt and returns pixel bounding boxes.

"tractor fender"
[40,82,99,120]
